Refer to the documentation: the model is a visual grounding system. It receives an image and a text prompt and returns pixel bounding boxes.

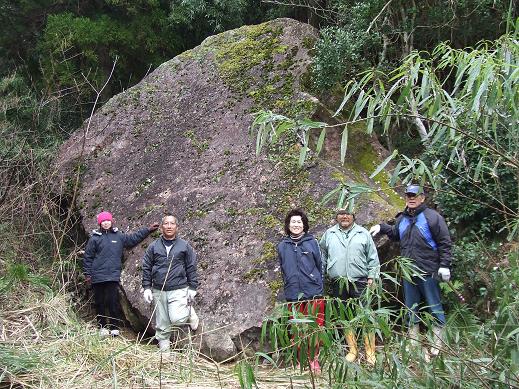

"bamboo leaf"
[353,90,367,120]
[315,128,326,156]
[370,149,398,179]
[298,118,327,129]
[334,80,357,116]
[366,97,375,134]
[389,161,402,186]
[340,125,348,164]
[321,185,342,205]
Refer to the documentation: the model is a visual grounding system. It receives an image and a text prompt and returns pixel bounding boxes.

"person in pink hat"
[83,211,159,336]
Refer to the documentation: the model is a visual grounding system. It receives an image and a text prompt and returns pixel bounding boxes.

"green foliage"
[0,345,42,375]
[0,262,52,294]
[237,255,519,387]
[38,8,182,113]
[334,29,518,237]
[310,0,515,91]
[313,27,381,90]
[170,0,248,33]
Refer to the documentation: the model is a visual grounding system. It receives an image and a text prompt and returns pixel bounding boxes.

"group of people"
[83,184,453,368]
[277,184,452,372]
[83,212,199,350]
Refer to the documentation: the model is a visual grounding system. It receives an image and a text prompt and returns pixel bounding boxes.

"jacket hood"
[92,227,119,236]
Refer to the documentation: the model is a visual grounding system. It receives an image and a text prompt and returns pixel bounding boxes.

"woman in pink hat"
[83,211,158,336]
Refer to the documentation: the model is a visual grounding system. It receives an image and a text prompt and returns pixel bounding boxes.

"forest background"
[0,0,518,387]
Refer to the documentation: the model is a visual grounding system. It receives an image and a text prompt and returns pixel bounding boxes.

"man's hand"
[143,289,153,304]
[148,223,160,232]
[437,267,451,282]
[367,278,374,286]
[369,225,381,236]
[85,276,92,286]
[187,289,197,303]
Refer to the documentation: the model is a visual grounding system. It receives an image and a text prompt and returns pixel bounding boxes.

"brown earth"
[55,18,402,361]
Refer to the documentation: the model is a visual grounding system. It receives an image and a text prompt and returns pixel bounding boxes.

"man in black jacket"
[83,211,158,336]
[141,214,199,351]
[370,184,452,357]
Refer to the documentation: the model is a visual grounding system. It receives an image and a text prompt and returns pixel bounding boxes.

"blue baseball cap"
[405,184,423,195]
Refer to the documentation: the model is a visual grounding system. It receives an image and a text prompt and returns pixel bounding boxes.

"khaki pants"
[153,287,195,341]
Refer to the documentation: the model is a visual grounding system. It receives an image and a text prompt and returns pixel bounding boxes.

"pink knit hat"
[97,211,113,225]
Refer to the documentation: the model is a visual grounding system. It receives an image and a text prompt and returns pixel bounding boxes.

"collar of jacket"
[92,227,118,236]
[281,233,314,245]
[404,203,427,217]
[160,236,178,245]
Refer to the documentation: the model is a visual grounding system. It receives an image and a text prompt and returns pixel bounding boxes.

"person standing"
[369,184,452,356]
[83,211,158,336]
[319,207,380,365]
[141,214,199,351]
[278,208,324,374]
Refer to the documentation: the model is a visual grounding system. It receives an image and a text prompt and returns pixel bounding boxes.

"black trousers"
[331,278,368,300]
[92,281,123,330]
[330,278,369,321]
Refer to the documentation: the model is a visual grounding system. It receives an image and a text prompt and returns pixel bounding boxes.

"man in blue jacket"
[142,214,199,351]
[370,184,452,357]
[83,211,158,336]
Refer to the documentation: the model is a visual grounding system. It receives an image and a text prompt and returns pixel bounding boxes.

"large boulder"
[56,18,402,361]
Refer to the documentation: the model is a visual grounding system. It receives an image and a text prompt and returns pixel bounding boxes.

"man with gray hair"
[142,214,199,351]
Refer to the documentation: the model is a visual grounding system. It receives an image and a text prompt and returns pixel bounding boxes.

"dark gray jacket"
[380,204,452,274]
[142,236,198,291]
[83,227,152,284]
[278,233,323,302]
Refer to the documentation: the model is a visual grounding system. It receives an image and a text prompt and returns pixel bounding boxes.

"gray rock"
[55,18,401,362]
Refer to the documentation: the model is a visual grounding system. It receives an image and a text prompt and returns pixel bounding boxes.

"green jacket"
[319,223,380,281]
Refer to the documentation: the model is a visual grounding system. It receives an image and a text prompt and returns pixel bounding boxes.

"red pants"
[287,299,325,362]
[287,299,325,326]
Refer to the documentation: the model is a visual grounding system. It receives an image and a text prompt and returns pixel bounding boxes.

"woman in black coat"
[277,208,325,374]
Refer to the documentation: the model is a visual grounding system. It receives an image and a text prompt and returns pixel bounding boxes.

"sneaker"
[158,339,170,352]
[99,328,110,337]
[110,329,120,337]
[189,308,199,331]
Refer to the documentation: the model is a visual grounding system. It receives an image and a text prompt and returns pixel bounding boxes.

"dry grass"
[0,290,321,389]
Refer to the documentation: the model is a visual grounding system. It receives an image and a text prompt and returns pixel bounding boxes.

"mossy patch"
[196,21,313,115]
[268,279,283,304]
[252,242,278,265]
[213,23,286,96]
[184,130,210,154]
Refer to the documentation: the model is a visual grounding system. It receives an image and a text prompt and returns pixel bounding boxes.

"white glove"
[437,267,451,282]
[369,224,381,236]
[187,289,197,302]
[143,289,153,304]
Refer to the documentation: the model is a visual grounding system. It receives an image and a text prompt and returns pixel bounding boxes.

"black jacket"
[380,204,452,274]
[142,236,198,291]
[83,227,152,284]
[278,233,323,302]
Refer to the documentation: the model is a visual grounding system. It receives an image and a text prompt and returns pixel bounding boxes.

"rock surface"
[55,18,402,361]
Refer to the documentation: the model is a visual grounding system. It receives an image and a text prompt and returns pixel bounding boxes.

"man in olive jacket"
[319,207,380,365]
[142,214,199,351]
[83,211,158,336]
